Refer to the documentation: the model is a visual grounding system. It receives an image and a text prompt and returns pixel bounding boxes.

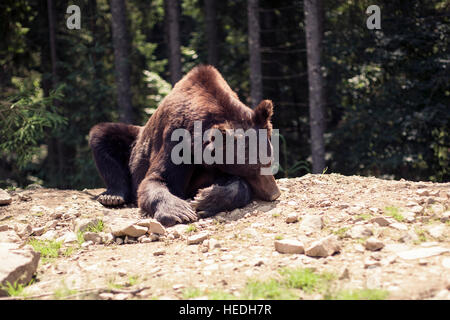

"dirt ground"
[0,173,449,300]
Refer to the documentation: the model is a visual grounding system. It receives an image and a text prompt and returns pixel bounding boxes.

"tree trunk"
[165,0,182,85]
[247,0,262,108]
[304,0,326,173]
[110,0,133,123]
[46,0,64,187]
[205,0,218,66]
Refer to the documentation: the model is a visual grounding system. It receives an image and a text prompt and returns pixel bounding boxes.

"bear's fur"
[89,65,280,226]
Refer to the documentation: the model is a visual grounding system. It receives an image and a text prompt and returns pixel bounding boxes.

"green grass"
[53,282,78,299]
[271,212,280,218]
[181,268,389,300]
[242,279,298,300]
[274,235,284,240]
[333,227,349,239]
[127,275,140,287]
[182,287,203,299]
[241,268,337,300]
[330,288,389,300]
[414,227,427,243]
[384,206,404,222]
[356,213,373,221]
[1,280,32,297]
[28,239,62,263]
[85,220,104,233]
[185,224,197,234]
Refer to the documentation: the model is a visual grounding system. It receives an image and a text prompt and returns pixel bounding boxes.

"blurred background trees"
[0,0,448,189]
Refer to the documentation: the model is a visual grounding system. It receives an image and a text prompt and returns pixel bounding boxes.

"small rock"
[138,235,150,243]
[115,237,124,245]
[339,267,350,280]
[409,205,424,215]
[57,232,78,244]
[397,247,450,260]
[138,219,166,235]
[305,235,340,257]
[209,238,221,249]
[258,205,273,212]
[274,239,305,254]
[99,292,115,300]
[299,215,323,233]
[364,257,381,269]
[348,225,373,239]
[149,234,160,242]
[402,211,416,223]
[0,189,12,205]
[364,237,385,251]
[112,223,147,238]
[370,216,390,227]
[187,232,209,245]
[40,230,58,241]
[442,258,450,269]
[81,241,93,248]
[390,223,408,231]
[285,213,298,223]
[100,232,114,245]
[425,225,446,239]
[31,226,46,236]
[45,220,58,230]
[416,189,429,196]
[14,223,32,237]
[440,211,450,223]
[0,225,10,232]
[83,232,102,244]
[153,249,166,256]
[0,230,21,243]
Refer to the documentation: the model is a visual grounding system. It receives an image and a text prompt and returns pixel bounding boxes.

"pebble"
[83,232,102,244]
[187,232,209,245]
[40,230,58,240]
[442,258,450,269]
[115,237,124,245]
[364,237,385,251]
[153,249,166,256]
[299,215,323,232]
[348,225,373,238]
[274,239,305,254]
[81,241,93,248]
[416,189,429,196]
[138,219,166,235]
[409,205,424,215]
[390,223,408,231]
[397,247,450,260]
[305,235,340,257]
[426,224,446,239]
[370,216,390,227]
[0,189,12,205]
[285,213,298,223]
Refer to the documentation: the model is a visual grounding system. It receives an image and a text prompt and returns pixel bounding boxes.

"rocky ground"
[0,173,449,300]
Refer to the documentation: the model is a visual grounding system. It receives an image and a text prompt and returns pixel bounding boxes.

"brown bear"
[89,65,280,226]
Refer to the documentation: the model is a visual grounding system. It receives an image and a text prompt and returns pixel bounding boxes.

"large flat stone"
[0,243,40,296]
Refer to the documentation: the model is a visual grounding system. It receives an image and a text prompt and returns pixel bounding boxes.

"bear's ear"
[253,100,273,126]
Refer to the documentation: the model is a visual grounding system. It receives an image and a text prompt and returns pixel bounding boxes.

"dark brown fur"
[89,65,280,226]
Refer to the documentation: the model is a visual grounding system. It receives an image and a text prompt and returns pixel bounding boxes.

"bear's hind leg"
[89,122,140,206]
[191,176,252,218]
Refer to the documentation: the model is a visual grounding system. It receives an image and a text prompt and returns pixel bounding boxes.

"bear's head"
[203,100,281,201]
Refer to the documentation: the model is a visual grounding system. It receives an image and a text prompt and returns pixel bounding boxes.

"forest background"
[0,0,448,190]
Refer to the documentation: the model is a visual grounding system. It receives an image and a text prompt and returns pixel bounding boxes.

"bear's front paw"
[97,191,125,206]
[154,197,197,227]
